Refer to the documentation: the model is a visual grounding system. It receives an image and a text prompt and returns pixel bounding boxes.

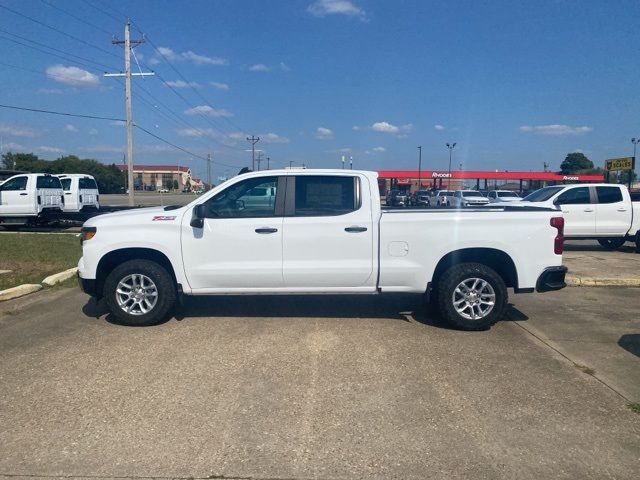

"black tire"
[103,259,176,326]
[435,262,508,331]
[597,237,626,250]
[635,231,640,254]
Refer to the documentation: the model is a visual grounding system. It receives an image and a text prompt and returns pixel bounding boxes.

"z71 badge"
[152,216,176,221]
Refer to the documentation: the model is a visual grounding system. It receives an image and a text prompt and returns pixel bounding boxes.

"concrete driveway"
[0,287,638,480]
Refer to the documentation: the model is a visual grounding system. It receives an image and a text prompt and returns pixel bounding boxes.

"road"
[0,286,638,479]
[101,193,197,207]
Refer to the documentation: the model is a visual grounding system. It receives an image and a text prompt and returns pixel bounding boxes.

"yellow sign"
[605,157,635,171]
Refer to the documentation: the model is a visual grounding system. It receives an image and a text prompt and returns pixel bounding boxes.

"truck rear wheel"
[103,259,176,326]
[436,262,507,331]
[597,238,626,250]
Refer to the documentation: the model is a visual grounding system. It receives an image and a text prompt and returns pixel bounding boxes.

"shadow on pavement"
[82,294,530,331]
[618,334,640,358]
[564,243,635,253]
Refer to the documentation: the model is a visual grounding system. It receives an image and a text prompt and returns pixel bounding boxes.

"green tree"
[172,179,179,191]
[617,170,638,185]
[560,152,594,173]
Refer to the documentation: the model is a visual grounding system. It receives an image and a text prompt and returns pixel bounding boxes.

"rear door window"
[60,178,72,191]
[595,186,623,204]
[0,176,28,191]
[293,175,358,216]
[36,176,62,189]
[79,177,98,189]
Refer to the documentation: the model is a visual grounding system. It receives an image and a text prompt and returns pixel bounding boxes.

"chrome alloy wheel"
[115,274,158,316]
[452,277,496,320]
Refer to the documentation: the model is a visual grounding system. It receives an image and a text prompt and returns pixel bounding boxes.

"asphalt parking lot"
[0,284,638,479]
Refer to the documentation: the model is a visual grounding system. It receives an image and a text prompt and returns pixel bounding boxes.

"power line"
[0,33,111,73]
[0,28,118,71]
[0,103,125,122]
[39,0,114,36]
[82,0,126,24]
[0,3,121,61]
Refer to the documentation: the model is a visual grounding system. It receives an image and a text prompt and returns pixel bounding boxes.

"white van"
[57,174,100,213]
[0,173,64,226]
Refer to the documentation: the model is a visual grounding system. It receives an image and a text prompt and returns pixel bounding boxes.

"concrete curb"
[566,274,640,287]
[42,267,78,287]
[0,267,78,302]
[0,284,43,301]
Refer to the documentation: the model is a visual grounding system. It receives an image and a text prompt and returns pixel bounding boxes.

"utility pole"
[341,155,345,169]
[207,153,212,191]
[256,151,263,171]
[446,142,457,189]
[289,160,293,168]
[266,156,270,170]
[349,155,353,170]
[417,146,422,189]
[246,135,260,170]
[105,20,154,206]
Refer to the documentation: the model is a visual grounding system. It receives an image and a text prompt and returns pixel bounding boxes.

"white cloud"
[0,123,36,137]
[260,132,290,144]
[308,0,366,20]
[89,128,99,135]
[37,88,63,94]
[315,127,334,140]
[249,63,270,72]
[3,142,25,150]
[279,62,291,72]
[434,124,445,131]
[164,80,201,88]
[358,121,413,137]
[38,146,64,154]
[151,47,228,66]
[184,105,233,117]
[46,64,99,87]
[371,146,385,152]
[210,81,229,90]
[79,145,125,153]
[110,120,126,126]
[519,124,593,135]
[65,124,79,133]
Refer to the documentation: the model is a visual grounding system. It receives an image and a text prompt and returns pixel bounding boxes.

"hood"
[464,196,489,202]
[84,205,187,227]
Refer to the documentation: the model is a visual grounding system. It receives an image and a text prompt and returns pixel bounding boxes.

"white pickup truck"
[521,183,640,251]
[57,174,100,213]
[0,173,64,228]
[78,169,567,330]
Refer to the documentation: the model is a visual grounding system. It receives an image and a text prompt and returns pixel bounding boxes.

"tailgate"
[38,188,62,207]
[80,189,98,205]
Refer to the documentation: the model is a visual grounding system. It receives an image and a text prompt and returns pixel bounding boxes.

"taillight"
[37,195,41,205]
[79,194,83,203]
[550,216,564,254]
[61,195,64,205]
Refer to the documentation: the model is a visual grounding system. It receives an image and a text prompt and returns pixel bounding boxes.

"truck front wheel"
[103,259,176,326]
[436,262,507,331]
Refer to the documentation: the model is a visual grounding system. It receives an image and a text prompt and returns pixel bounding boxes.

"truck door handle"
[617,208,627,212]
[65,192,72,195]
[19,193,28,196]
[583,208,594,212]
[345,226,367,233]
[255,227,278,234]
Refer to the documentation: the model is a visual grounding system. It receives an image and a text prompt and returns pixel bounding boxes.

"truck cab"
[57,174,100,213]
[0,173,63,226]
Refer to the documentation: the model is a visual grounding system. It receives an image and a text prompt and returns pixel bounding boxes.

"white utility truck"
[57,174,100,213]
[78,170,567,330]
[0,173,64,227]
[521,183,640,251]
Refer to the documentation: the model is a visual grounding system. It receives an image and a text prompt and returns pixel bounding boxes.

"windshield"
[498,191,519,198]
[416,190,430,195]
[440,191,453,196]
[462,191,482,197]
[523,186,564,202]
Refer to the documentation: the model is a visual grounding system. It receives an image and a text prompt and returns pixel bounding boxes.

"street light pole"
[631,138,639,189]
[446,142,456,189]
[417,146,422,190]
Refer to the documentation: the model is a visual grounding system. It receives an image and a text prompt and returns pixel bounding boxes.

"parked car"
[410,190,431,207]
[435,190,454,207]
[519,183,640,251]
[0,173,63,227]
[57,174,100,213]
[386,189,409,207]
[158,187,170,193]
[487,190,522,203]
[78,169,567,331]
[451,190,490,208]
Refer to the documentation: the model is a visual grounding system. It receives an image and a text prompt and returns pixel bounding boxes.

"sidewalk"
[563,240,640,286]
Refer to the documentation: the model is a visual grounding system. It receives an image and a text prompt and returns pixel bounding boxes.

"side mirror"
[190,204,206,228]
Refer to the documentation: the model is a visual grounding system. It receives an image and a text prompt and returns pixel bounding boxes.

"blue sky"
[0,0,639,181]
